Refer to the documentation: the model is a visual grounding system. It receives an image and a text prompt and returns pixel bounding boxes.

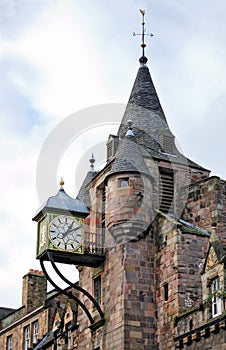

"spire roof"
[77,155,99,208]
[118,65,167,140]
[117,63,209,172]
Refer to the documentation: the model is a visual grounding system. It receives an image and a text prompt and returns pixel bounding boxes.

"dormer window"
[159,133,175,155]
[107,135,119,162]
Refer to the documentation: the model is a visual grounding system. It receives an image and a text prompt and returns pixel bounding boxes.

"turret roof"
[107,131,150,179]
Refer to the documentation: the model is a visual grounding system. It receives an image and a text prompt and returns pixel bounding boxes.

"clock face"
[48,216,83,251]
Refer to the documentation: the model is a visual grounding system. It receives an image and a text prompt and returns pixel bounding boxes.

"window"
[107,135,119,161]
[101,186,106,235]
[107,139,113,160]
[212,277,221,317]
[118,177,129,187]
[163,283,169,301]
[68,328,73,348]
[33,320,38,344]
[24,325,30,350]
[94,275,101,305]
[7,335,12,350]
[65,322,73,349]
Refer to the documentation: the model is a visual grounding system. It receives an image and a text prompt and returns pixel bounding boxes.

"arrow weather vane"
[133,9,153,64]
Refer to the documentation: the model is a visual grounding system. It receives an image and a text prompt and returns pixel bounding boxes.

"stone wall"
[123,238,156,350]
[155,216,209,350]
[184,176,226,238]
[75,244,125,350]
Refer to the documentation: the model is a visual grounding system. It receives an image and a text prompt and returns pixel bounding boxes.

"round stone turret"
[105,127,154,244]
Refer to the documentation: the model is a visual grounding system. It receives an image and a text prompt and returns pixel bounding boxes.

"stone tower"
[74,44,211,348]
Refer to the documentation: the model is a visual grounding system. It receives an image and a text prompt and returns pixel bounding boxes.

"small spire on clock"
[59,177,64,187]
[133,9,154,65]
[89,153,95,171]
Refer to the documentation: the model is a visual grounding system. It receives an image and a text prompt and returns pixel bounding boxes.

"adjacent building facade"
[0,270,78,349]
[1,44,226,350]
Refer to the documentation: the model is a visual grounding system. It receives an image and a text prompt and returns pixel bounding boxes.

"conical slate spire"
[118,65,169,148]
[77,154,99,208]
[117,63,208,172]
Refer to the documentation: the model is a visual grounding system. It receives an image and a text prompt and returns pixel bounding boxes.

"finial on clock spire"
[59,177,64,187]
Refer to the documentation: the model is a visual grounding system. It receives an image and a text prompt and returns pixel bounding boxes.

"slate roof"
[107,132,150,179]
[33,187,89,220]
[0,307,15,320]
[117,64,208,172]
[158,211,211,237]
[77,170,99,208]
[77,61,209,195]
[46,187,88,213]
[118,65,168,140]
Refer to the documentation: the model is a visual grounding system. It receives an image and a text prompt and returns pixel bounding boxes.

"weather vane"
[133,9,153,63]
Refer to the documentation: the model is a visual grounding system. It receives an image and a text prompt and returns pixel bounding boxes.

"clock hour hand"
[62,225,82,238]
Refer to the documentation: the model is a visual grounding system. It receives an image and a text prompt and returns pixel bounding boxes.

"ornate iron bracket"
[40,252,104,328]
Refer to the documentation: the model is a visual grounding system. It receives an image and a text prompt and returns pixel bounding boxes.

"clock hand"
[66,225,82,235]
[61,222,73,238]
[62,225,82,238]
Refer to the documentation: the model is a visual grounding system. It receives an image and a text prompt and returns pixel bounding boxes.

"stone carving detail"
[206,247,218,271]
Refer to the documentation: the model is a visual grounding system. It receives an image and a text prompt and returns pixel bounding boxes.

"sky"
[0,0,226,308]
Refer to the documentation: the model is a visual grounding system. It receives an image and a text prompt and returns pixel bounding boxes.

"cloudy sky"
[0,0,226,308]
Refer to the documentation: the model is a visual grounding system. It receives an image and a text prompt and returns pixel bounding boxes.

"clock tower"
[33,179,104,267]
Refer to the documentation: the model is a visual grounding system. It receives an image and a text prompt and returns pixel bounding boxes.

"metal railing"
[83,231,104,255]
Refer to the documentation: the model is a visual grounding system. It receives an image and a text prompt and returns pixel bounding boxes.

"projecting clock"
[48,215,83,251]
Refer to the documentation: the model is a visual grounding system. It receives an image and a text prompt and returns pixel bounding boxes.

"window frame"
[93,275,102,305]
[24,325,30,350]
[6,335,12,350]
[67,327,73,349]
[163,283,169,301]
[118,177,129,188]
[211,277,222,317]
[32,320,39,345]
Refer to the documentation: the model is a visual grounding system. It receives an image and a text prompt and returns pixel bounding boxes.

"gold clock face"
[48,216,82,251]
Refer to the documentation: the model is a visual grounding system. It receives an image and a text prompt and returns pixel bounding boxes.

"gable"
[53,309,64,332]
[205,246,219,272]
